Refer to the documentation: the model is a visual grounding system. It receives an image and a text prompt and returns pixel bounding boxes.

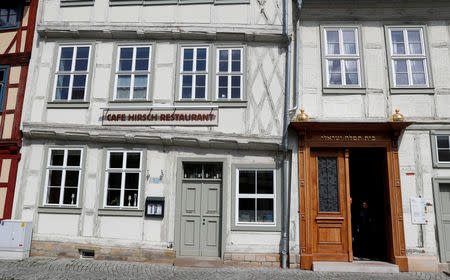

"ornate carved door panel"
[310,149,352,261]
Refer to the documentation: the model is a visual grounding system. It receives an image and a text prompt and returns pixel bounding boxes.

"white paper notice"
[410,197,426,225]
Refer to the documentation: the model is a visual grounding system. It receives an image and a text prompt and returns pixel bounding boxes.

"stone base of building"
[30,241,175,263]
[407,256,439,272]
[223,253,281,268]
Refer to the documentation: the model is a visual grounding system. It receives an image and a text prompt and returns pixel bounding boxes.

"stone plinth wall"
[30,241,176,263]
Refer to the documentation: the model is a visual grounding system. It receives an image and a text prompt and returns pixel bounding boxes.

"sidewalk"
[0,257,448,280]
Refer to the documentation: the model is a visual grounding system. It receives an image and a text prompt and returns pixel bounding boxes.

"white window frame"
[436,135,450,163]
[235,168,276,227]
[388,27,429,87]
[43,148,83,207]
[216,47,243,100]
[113,45,152,101]
[52,45,91,101]
[179,46,209,100]
[104,150,143,208]
[323,27,361,87]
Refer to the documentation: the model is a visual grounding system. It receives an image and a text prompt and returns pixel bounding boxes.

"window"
[114,46,151,101]
[216,48,243,99]
[104,151,142,208]
[53,45,91,101]
[44,148,83,206]
[0,2,22,30]
[110,0,250,6]
[0,66,8,113]
[180,47,208,100]
[323,27,361,87]
[437,136,450,163]
[61,0,95,7]
[388,27,429,87]
[236,169,276,226]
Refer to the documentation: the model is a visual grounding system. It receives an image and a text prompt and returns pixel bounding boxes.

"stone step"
[173,257,223,268]
[312,261,400,273]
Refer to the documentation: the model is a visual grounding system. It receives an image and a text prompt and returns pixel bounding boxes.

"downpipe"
[281,0,291,269]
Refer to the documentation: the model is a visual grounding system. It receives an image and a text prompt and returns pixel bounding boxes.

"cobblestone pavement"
[0,257,448,280]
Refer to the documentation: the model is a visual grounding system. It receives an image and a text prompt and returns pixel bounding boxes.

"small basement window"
[79,249,95,259]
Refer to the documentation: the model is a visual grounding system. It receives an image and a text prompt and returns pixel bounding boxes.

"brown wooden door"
[310,149,352,261]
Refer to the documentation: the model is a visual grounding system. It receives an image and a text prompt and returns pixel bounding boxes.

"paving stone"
[0,257,448,280]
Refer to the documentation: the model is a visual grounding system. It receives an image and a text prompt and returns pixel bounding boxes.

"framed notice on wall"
[410,197,426,225]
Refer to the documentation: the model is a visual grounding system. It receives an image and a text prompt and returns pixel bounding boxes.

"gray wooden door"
[180,181,221,257]
[435,182,450,263]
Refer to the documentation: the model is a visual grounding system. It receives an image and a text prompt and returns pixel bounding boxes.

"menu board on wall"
[410,197,426,225]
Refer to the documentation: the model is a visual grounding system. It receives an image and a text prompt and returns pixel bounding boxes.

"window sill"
[231,224,281,232]
[37,206,82,214]
[98,208,144,217]
[432,162,450,168]
[390,88,435,95]
[47,101,90,109]
[323,88,366,95]
[174,100,247,108]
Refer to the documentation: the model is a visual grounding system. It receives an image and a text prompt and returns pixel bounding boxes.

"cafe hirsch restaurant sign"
[102,106,219,126]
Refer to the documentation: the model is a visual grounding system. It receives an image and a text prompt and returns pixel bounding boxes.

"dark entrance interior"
[349,148,388,261]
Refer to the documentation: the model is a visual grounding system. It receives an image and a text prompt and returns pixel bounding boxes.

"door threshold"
[174,257,223,268]
[312,261,399,273]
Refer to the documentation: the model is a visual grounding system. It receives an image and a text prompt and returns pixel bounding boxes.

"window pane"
[55,88,69,100]
[134,75,147,87]
[394,60,407,73]
[326,30,339,42]
[182,87,192,99]
[76,47,89,59]
[120,48,133,59]
[133,88,146,99]
[257,199,274,223]
[63,188,78,205]
[412,73,426,85]
[124,190,139,207]
[318,157,339,212]
[344,60,357,73]
[346,73,359,85]
[409,43,422,55]
[219,76,228,87]
[60,47,74,59]
[343,43,356,55]
[50,150,64,166]
[107,190,121,206]
[232,50,241,60]
[407,30,421,42]
[238,198,255,222]
[437,136,449,149]
[71,88,85,100]
[195,86,205,99]
[327,43,340,55]
[231,87,240,99]
[197,48,207,59]
[57,75,70,87]
[49,170,62,186]
[329,74,342,85]
[239,170,255,194]
[218,87,227,99]
[75,59,88,71]
[182,75,192,87]
[328,60,341,73]
[196,59,206,71]
[231,76,240,87]
[135,59,149,71]
[342,30,355,43]
[196,75,206,86]
[125,173,139,189]
[411,60,424,73]
[109,152,123,168]
[219,50,228,60]
[47,188,61,204]
[65,171,79,187]
[119,60,132,71]
[184,48,193,60]
[396,74,409,85]
[59,59,72,71]
[393,43,406,54]
[117,88,130,99]
[257,171,273,194]
[231,61,240,72]
[73,75,86,87]
[183,59,193,72]
[136,47,149,59]
[126,153,141,168]
[117,75,131,87]
[438,150,450,162]
[107,172,122,189]
[219,61,228,72]
[391,31,404,43]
